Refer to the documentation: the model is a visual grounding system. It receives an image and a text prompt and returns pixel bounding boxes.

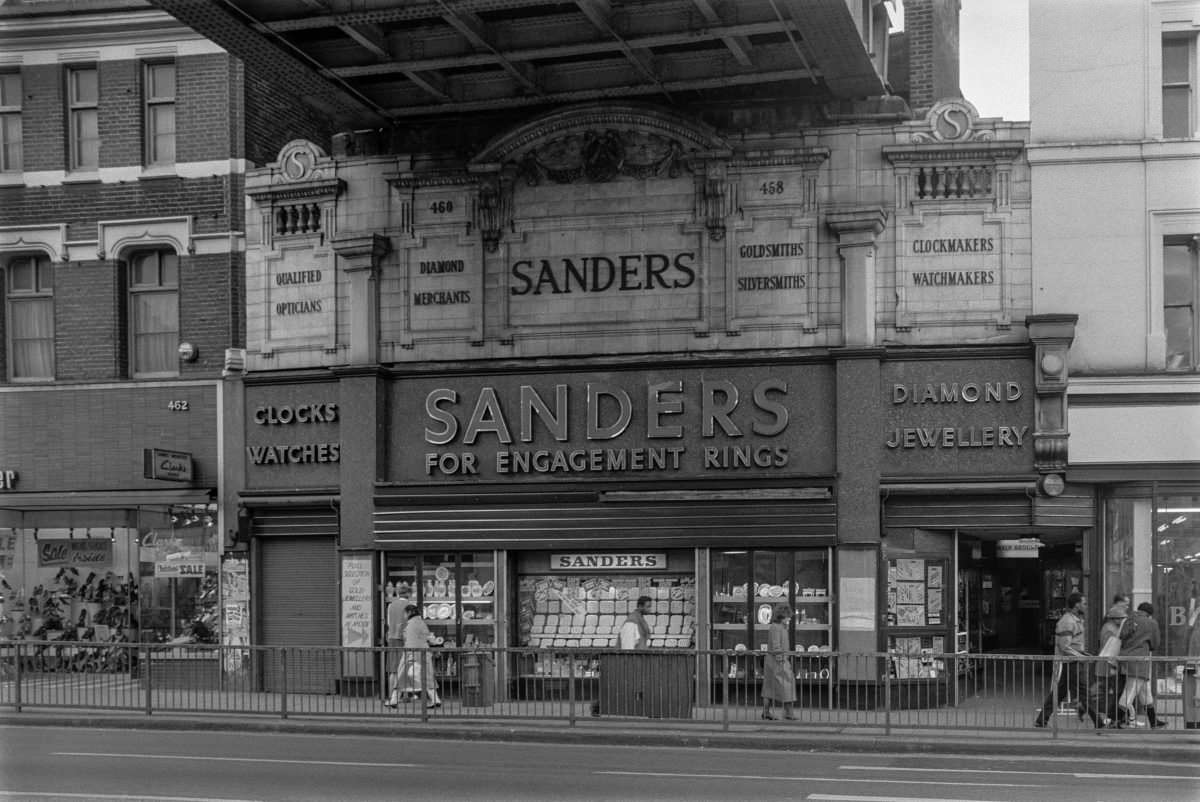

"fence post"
[883,654,891,737]
[13,641,22,713]
[1050,656,1059,739]
[721,651,730,732]
[420,649,429,723]
[143,644,153,716]
[568,651,576,727]
[280,647,288,720]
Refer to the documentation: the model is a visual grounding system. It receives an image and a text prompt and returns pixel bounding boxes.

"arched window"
[127,248,179,377]
[5,253,54,380]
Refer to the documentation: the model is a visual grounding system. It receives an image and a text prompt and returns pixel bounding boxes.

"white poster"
[340,554,373,648]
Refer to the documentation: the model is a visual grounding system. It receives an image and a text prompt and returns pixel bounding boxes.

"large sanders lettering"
[420,377,793,478]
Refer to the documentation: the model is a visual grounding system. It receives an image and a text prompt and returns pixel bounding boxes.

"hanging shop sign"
[390,364,836,484]
[881,358,1035,476]
[996,539,1042,559]
[143,448,194,482]
[38,539,113,567]
[550,553,667,571]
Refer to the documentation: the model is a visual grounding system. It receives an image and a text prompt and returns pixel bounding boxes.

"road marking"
[0,793,263,802]
[52,752,421,769]
[596,770,1044,788]
[808,796,1011,802]
[842,765,1200,782]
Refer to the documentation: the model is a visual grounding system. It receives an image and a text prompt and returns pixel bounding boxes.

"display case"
[383,551,497,683]
[885,557,950,679]
[710,548,833,685]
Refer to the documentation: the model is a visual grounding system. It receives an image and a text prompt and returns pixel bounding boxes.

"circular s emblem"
[275,140,328,182]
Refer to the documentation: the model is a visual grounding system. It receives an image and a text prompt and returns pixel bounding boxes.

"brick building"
[0,1,329,657]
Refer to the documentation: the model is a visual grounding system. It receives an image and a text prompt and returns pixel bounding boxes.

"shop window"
[1164,237,1199,371]
[1163,35,1196,138]
[5,253,55,381]
[138,505,220,643]
[1155,493,1200,659]
[712,549,831,686]
[143,61,175,166]
[0,70,21,172]
[1104,496,1141,609]
[67,65,98,172]
[127,248,179,377]
[384,552,497,684]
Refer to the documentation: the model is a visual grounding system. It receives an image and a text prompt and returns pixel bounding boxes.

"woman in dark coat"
[1118,602,1165,728]
[761,607,796,720]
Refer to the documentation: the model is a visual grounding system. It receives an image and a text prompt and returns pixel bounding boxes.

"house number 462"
[167,400,189,411]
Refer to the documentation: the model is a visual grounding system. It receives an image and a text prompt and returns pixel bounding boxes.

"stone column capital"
[331,233,390,270]
[826,206,888,244]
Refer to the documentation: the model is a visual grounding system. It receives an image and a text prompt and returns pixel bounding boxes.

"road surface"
[1,725,1197,801]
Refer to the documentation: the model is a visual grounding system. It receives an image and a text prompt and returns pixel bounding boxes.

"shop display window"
[1,526,140,644]
[517,572,696,651]
[1156,493,1200,659]
[384,552,497,682]
[710,548,832,682]
[138,506,220,644]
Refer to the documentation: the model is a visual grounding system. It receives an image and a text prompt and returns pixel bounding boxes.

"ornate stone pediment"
[912,98,995,144]
[515,128,685,185]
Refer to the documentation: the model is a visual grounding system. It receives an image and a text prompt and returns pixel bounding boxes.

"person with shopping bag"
[385,603,443,709]
[1090,599,1128,727]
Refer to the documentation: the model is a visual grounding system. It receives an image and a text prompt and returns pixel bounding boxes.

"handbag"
[1099,635,1120,659]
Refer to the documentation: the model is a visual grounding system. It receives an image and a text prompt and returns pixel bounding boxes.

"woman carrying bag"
[1090,602,1126,727]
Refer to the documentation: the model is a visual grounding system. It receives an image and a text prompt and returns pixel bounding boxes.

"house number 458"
[167,400,189,411]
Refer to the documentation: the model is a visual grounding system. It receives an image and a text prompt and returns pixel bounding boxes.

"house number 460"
[167,400,189,411]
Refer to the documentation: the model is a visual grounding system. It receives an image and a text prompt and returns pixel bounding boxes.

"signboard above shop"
[143,448,194,482]
[388,364,837,485]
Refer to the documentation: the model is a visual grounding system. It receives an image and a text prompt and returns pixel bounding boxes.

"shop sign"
[243,388,342,487]
[265,257,333,347]
[37,539,112,567]
[391,364,836,483]
[155,559,207,578]
[143,448,193,482]
[881,359,1035,477]
[550,553,666,571]
[0,469,16,490]
[996,539,1042,559]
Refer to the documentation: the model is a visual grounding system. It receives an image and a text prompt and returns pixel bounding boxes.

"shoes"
[383,696,398,708]
[1076,706,1087,722]
[1150,721,1168,729]
[426,702,442,709]
[784,713,797,720]
[761,711,777,720]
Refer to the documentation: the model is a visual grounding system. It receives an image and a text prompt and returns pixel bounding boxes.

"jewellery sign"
[881,358,1035,476]
[390,364,836,483]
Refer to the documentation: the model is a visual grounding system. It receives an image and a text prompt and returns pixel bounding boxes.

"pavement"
[3,707,1198,763]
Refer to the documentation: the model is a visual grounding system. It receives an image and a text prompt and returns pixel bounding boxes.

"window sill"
[0,172,23,187]
[139,166,179,180]
[62,171,101,185]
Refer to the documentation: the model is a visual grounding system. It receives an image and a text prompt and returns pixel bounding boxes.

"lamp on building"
[178,342,199,363]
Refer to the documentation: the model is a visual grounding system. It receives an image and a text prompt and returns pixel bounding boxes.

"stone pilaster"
[331,233,389,365]
[1025,313,1078,476]
[827,207,888,347]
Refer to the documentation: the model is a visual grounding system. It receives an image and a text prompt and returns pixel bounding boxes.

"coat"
[760,622,796,703]
[1095,610,1126,678]
[1118,610,1161,680]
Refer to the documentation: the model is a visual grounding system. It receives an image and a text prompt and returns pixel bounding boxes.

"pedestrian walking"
[1118,602,1166,728]
[1034,592,1106,728]
[760,607,796,720]
[383,584,410,704]
[1090,602,1127,726]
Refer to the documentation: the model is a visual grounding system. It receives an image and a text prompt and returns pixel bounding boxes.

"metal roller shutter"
[258,535,339,694]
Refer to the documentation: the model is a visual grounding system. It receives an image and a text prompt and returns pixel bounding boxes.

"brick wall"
[900,0,960,113]
[243,69,336,167]
[55,259,122,381]
[22,64,65,172]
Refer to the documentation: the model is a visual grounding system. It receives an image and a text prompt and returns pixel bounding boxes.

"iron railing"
[1,641,1196,736]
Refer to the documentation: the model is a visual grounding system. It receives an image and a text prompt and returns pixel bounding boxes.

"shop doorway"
[958,535,1083,655]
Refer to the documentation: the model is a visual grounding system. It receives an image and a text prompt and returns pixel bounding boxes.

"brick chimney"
[888,0,961,113]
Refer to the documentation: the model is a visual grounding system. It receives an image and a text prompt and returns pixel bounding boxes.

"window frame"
[66,65,99,172]
[0,71,21,173]
[143,60,175,166]
[1150,211,1200,371]
[1164,235,1200,372]
[1162,34,1196,138]
[5,253,55,382]
[126,248,180,378]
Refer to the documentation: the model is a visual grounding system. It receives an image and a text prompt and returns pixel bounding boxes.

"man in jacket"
[1118,602,1166,728]
[1035,592,1106,728]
